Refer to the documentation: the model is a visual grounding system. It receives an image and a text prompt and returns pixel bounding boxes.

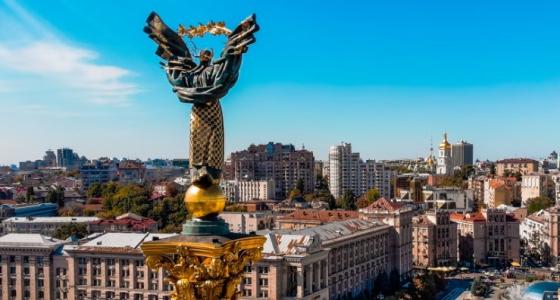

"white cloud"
[0,0,139,106]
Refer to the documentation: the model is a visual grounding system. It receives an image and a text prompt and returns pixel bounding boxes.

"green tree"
[46,187,65,208]
[470,277,489,297]
[87,183,103,198]
[53,223,88,240]
[366,188,381,202]
[25,186,35,202]
[336,190,356,210]
[296,178,305,193]
[526,196,555,214]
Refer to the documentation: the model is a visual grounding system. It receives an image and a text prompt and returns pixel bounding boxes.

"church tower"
[437,133,452,175]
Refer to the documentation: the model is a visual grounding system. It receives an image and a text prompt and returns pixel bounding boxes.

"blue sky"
[1,0,559,165]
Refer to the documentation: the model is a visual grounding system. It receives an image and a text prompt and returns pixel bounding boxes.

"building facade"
[450,209,520,267]
[221,180,275,203]
[328,143,392,199]
[219,211,274,234]
[451,141,474,167]
[228,143,315,199]
[2,217,100,236]
[359,198,413,281]
[496,158,539,177]
[412,210,458,268]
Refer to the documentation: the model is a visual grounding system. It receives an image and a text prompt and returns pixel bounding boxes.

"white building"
[521,174,553,206]
[520,209,548,251]
[221,180,275,203]
[1,216,100,236]
[436,133,452,175]
[423,187,474,211]
[328,143,392,199]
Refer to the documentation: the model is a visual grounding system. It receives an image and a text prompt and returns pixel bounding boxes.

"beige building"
[412,210,458,268]
[0,232,176,300]
[0,234,64,300]
[359,198,413,281]
[239,232,329,300]
[521,173,555,206]
[450,209,520,267]
[239,219,396,300]
[496,158,538,177]
[64,232,176,300]
[484,178,516,208]
[219,211,274,234]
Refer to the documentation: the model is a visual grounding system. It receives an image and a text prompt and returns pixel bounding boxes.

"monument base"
[141,234,265,300]
[182,217,230,236]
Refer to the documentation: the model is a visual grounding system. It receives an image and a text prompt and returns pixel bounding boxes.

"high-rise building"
[228,142,315,199]
[328,143,392,199]
[43,150,57,167]
[56,148,80,170]
[451,140,474,167]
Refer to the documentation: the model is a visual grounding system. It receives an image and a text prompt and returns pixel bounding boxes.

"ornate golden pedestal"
[142,234,265,300]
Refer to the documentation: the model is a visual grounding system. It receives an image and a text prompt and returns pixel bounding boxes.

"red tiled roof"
[363,197,404,212]
[279,209,358,223]
[90,215,157,231]
[450,211,486,223]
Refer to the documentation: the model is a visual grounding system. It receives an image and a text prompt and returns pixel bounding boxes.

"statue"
[144,12,259,220]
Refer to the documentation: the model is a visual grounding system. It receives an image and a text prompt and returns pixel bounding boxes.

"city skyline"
[1,0,560,165]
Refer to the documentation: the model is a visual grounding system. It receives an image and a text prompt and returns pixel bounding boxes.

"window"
[23,256,29,264]
[24,279,30,286]
[106,259,115,266]
[258,266,269,274]
[78,257,87,265]
[243,277,252,285]
[10,266,15,274]
[243,289,252,296]
[24,267,29,275]
[38,279,44,287]
[137,271,145,279]
[244,265,252,273]
[36,256,44,265]
[135,260,144,267]
[9,256,15,263]
[258,290,268,298]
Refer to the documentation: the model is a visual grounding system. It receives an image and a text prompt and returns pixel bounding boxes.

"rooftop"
[80,232,177,249]
[288,219,388,244]
[496,158,538,164]
[0,233,63,248]
[262,233,317,256]
[277,209,358,223]
[2,216,100,224]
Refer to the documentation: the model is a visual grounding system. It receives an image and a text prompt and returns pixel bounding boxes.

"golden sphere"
[184,184,226,219]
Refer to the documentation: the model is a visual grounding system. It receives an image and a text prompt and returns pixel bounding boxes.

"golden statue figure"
[144,12,259,219]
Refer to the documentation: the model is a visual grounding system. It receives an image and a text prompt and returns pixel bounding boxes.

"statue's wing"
[223,14,260,56]
[144,12,196,69]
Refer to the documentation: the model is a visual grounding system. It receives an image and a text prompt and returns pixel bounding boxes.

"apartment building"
[450,209,520,268]
[412,210,458,268]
